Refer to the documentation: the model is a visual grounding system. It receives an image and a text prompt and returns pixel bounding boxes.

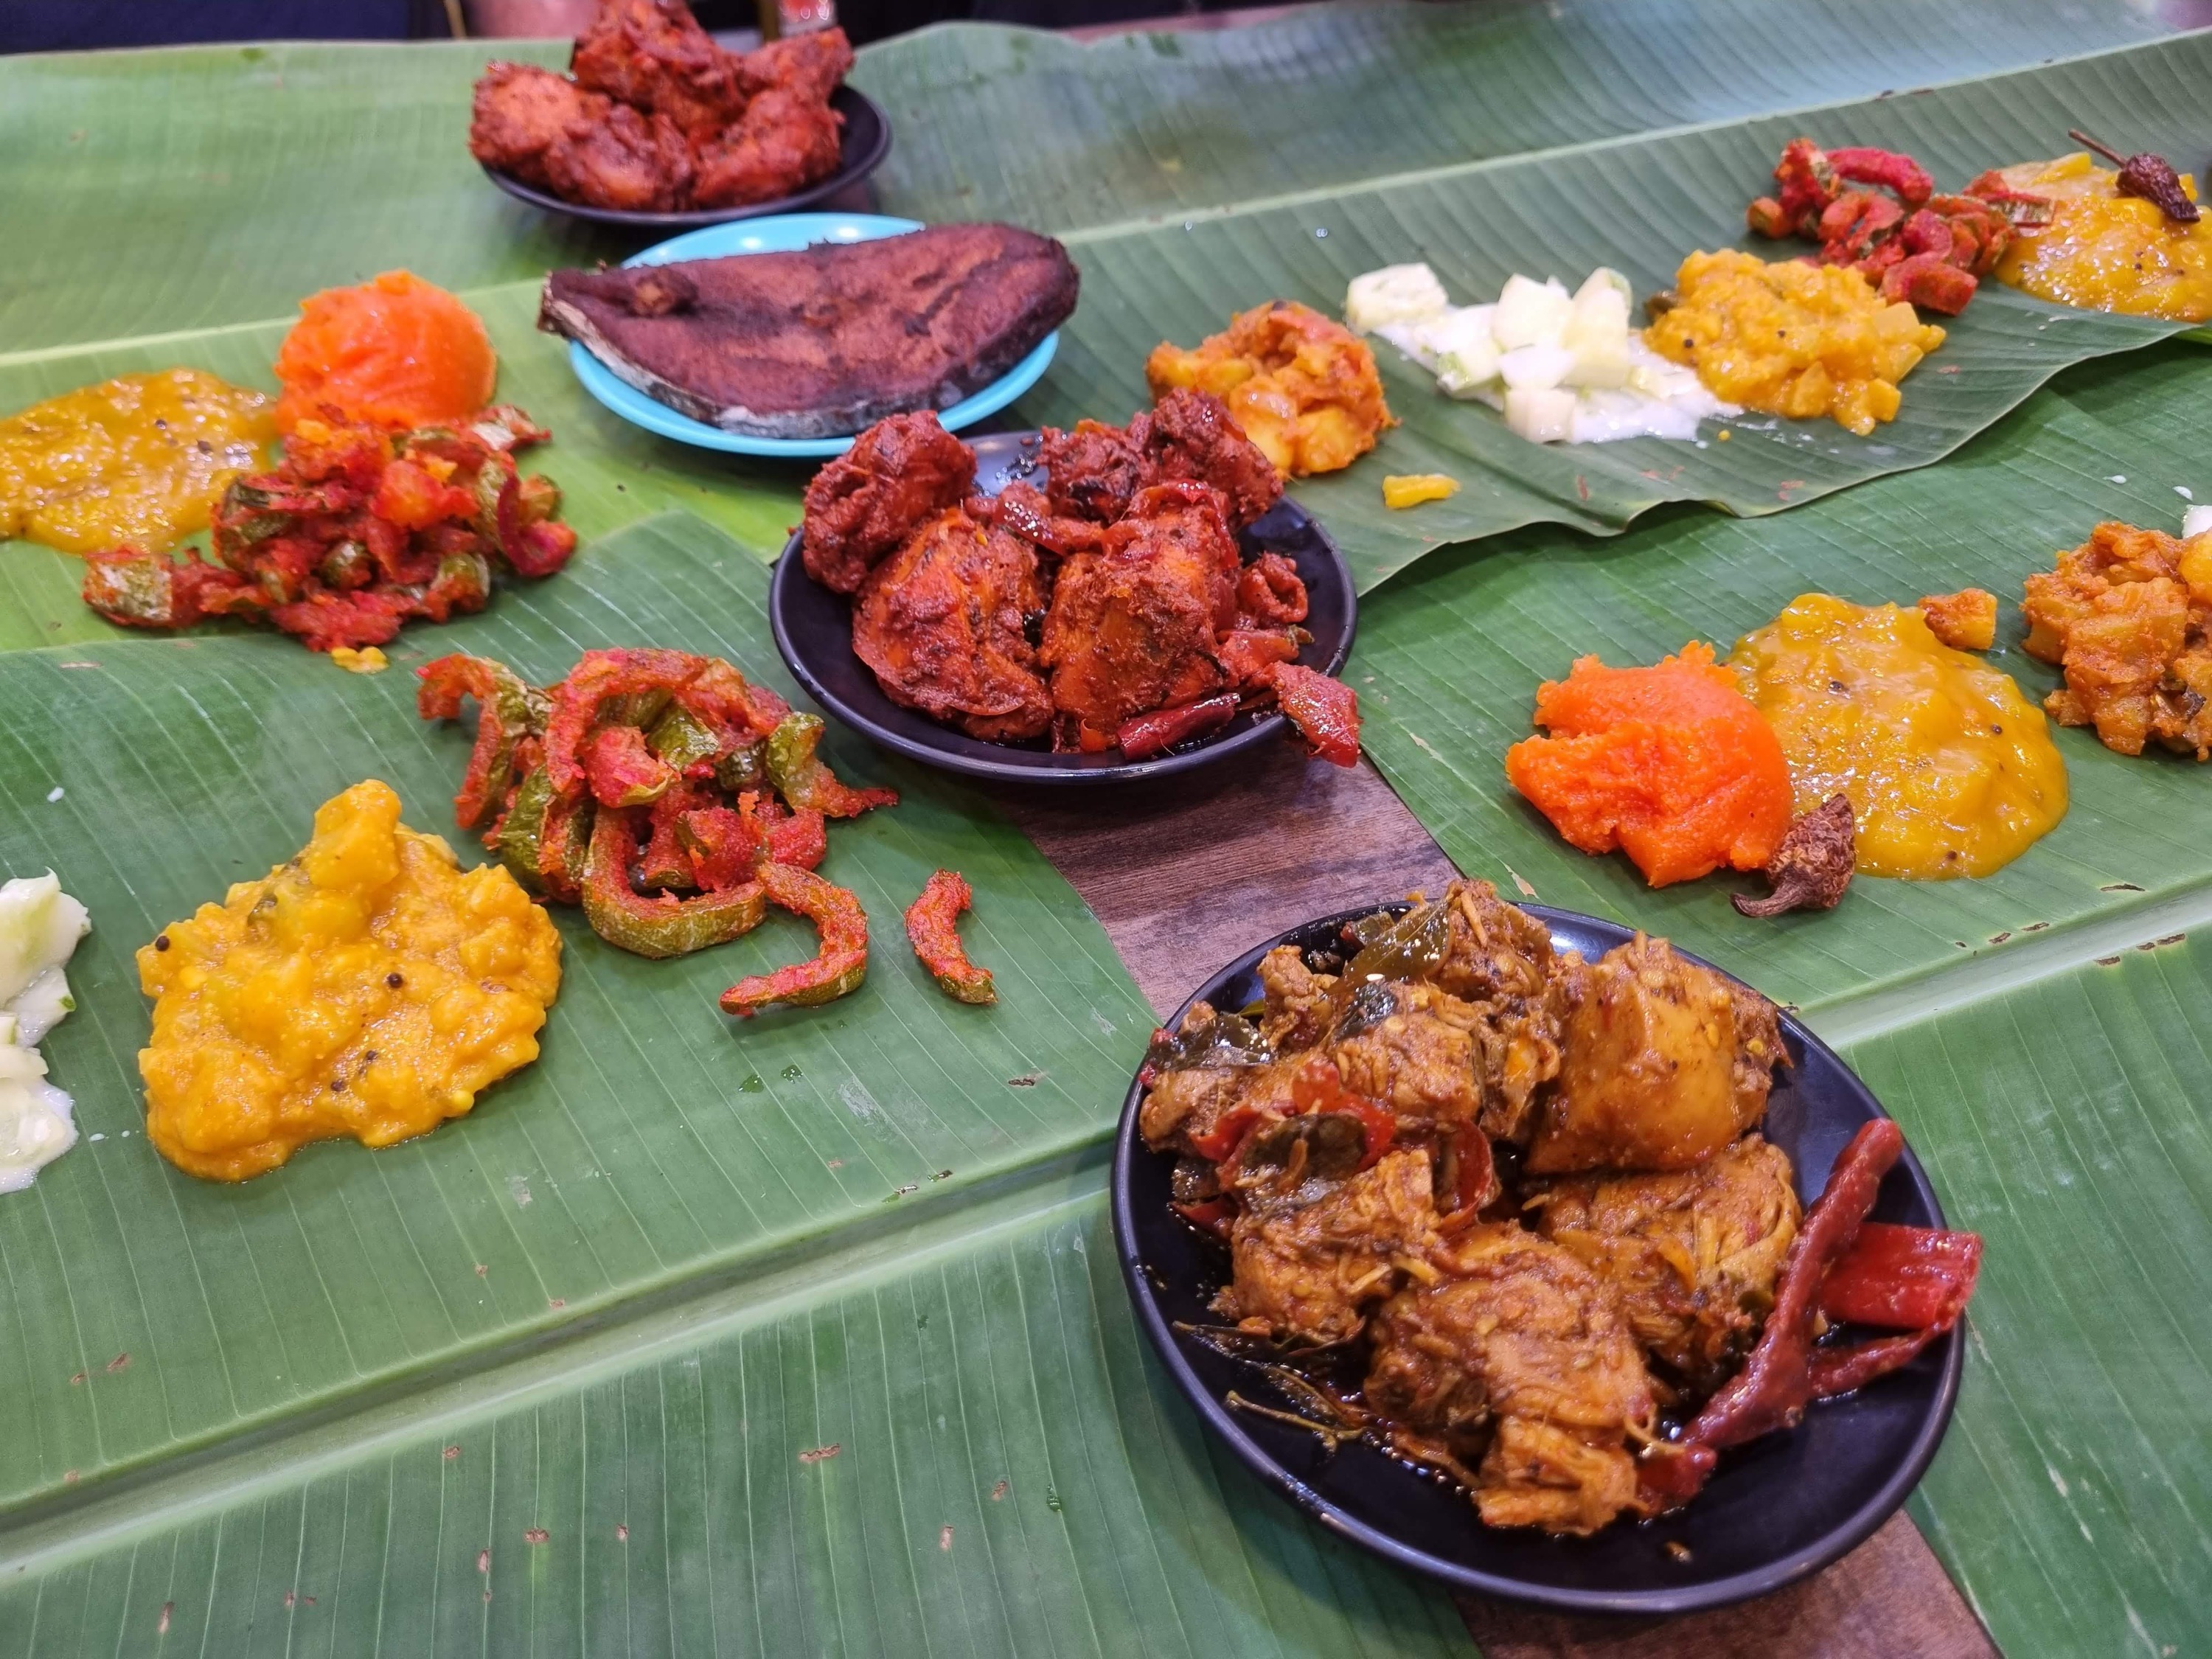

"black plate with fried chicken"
[771,394,1360,784]
[1112,886,1972,1614]
[471,0,889,227]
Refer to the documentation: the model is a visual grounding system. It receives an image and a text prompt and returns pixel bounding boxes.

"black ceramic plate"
[480,86,891,230]
[771,431,1358,785]
[1110,902,1964,1616]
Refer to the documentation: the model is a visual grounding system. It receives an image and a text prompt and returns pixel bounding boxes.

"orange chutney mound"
[1504,643,1793,888]
[274,271,498,435]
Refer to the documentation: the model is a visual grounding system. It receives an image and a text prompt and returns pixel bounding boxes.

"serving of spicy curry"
[136,779,561,1181]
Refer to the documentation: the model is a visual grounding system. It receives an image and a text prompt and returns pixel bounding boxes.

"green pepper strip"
[903,869,995,1004]
[719,862,869,1015]
[765,713,898,818]
[417,653,549,830]
[647,703,724,773]
[582,808,766,960]
[490,766,555,896]
[535,788,594,906]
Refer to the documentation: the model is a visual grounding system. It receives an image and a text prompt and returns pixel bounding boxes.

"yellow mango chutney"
[1646,251,1947,437]
[1728,594,2067,880]
[0,369,272,555]
[136,780,560,1181]
[1990,153,2212,322]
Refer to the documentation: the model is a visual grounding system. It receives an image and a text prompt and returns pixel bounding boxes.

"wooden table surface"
[994,746,1999,1658]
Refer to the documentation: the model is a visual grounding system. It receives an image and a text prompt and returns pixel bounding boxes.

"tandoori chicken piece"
[1531,1135,1801,1394]
[799,411,978,594]
[1526,933,1786,1175]
[1038,389,1282,531]
[1365,1224,1656,1535]
[692,83,844,208]
[470,63,694,212]
[571,0,750,142]
[744,26,855,102]
[1040,481,1241,744]
[850,507,1051,741]
[1214,1147,1438,1343]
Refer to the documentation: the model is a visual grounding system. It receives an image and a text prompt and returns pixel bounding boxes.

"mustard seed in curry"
[136,779,560,1181]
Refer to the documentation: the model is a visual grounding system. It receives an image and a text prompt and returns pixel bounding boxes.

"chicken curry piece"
[1138,879,1801,1535]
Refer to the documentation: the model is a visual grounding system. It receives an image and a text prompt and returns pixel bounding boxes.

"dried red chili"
[719,862,870,1015]
[2070,128,2201,224]
[903,869,996,1005]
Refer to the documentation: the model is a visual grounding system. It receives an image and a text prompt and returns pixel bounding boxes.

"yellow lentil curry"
[0,369,273,556]
[1728,594,2067,880]
[1989,153,2212,323]
[1646,251,1947,437]
[137,779,560,1181]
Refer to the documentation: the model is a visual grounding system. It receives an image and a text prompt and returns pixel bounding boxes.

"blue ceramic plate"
[1112,903,1964,1615]
[565,212,1060,459]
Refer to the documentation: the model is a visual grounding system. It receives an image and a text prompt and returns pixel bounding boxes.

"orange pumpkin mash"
[274,271,498,434]
[1505,643,1792,887]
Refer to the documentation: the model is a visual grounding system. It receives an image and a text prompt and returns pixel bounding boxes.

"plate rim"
[769,430,1360,785]
[562,213,1062,457]
[478,83,892,231]
[1107,899,1966,1615]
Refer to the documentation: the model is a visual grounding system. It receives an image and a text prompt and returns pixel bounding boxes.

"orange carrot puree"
[274,271,497,435]
[1504,642,1792,888]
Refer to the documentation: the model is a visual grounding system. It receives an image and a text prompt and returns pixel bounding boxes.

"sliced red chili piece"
[1173,1197,1234,1239]
[1118,695,1239,759]
[903,869,995,1005]
[1818,1222,1983,1332]
[1188,1102,1264,1166]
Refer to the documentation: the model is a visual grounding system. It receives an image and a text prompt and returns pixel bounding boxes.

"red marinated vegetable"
[1119,695,1239,759]
[417,653,547,830]
[903,869,996,1005]
[1265,661,1360,767]
[720,862,870,1015]
[1818,1221,1983,1331]
[581,806,765,959]
[765,713,899,818]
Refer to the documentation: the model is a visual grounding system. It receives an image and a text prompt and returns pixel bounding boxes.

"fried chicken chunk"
[851,508,1051,741]
[1531,1135,1801,1394]
[1037,390,1281,532]
[1040,481,1240,739]
[571,0,749,142]
[1526,933,1785,1175]
[2023,519,2212,760]
[800,411,978,594]
[692,81,844,208]
[470,61,693,211]
[1365,1225,1655,1535]
[1214,1147,1437,1343]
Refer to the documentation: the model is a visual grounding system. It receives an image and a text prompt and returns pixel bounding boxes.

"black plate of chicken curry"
[1111,884,1968,1615]
[772,420,1357,784]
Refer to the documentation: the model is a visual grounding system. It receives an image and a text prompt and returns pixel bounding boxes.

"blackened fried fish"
[538,223,1079,439]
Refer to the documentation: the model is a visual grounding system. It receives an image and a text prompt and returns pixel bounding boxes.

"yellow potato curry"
[1646,250,1946,437]
[1989,153,2212,323]
[0,369,273,555]
[137,779,560,1181]
[1729,594,2068,880]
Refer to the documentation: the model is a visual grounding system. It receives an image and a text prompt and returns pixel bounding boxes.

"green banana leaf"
[0,511,1469,1652]
[1351,339,2212,1653]
[1017,34,2210,591]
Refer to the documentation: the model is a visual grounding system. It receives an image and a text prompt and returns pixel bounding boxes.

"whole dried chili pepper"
[2070,129,2201,224]
[1264,663,1360,768]
[719,862,869,1015]
[1118,695,1239,759]
[581,807,766,959]
[765,713,898,818]
[904,869,996,1005]
[416,653,549,831]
